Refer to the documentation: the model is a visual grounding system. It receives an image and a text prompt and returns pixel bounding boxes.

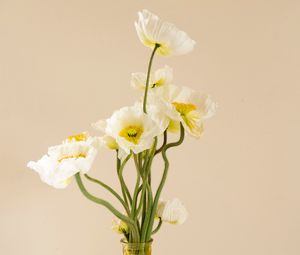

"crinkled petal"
[131,72,148,90]
[135,10,195,56]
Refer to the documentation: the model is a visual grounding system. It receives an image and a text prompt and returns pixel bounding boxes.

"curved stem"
[117,153,133,207]
[145,123,185,241]
[151,218,162,235]
[84,174,130,216]
[143,44,160,113]
[140,138,157,242]
[134,156,144,218]
[164,123,185,150]
[155,131,167,155]
[75,173,139,242]
[135,185,144,218]
[131,155,142,219]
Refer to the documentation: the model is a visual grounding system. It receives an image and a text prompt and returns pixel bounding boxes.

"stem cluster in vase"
[74,44,185,242]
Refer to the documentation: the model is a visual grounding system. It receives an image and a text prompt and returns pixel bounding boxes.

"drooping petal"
[135,10,195,56]
[112,219,128,235]
[27,156,73,189]
[156,198,188,225]
[150,84,216,137]
[131,65,173,91]
[101,135,119,150]
[27,133,99,189]
[131,72,148,90]
[153,65,173,87]
[92,119,107,132]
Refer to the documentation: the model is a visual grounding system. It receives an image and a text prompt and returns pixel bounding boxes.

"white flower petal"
[131,65,173,91]
[92,119,107,132]
[100,135,119,150]
[150,84,216,138]
[153,65,173,87]
[157,198,188,225]
[104,104,160,154]
[112,219,128,235]
[27,133,99,189]
[131,72,148,90]
[135,10,195,56]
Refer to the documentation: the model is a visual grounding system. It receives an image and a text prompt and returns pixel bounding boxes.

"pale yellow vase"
[121,239,153,255]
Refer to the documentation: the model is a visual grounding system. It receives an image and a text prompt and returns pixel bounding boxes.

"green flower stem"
[143,44,160,114]
[163,123,185,150]
[140,152,149,229]
[138,153,143,173]
[148,170,152,186]
[75,173,139,242]
[133,154,139,171]
[133,155,144,214]
[84,174,130,216]
[116,152,129,208]
[141,182,153,242]
[155,131,167,155]
[133,154,146,205]
[146,153,154,204]
[117,152,133,208]
[140,138,157,242]
[117,153,137,242]
[151,218,163,235]
[145,123,185,241]
[131,155,142,219]
[135,185,145,218]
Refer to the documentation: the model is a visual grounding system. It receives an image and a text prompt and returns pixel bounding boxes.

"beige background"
[1,0,300,254]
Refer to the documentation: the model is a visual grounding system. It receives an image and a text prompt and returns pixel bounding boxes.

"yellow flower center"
[67,133,88,142]
[58,152,87,162]
[151,78,165,88]
[172,102,197,116]
[119,125,144,144]
[142,39,170,56]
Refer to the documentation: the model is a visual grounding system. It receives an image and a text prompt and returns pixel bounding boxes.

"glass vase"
[121,239,153,255]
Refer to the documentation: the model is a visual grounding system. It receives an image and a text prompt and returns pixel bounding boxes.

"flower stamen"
[172,102,197,116]
[151,78,165,88]
[58,152,87,162]
[119,125,144,144]
[67,133,88,142]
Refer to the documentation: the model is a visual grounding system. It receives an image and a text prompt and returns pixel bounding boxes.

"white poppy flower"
[92,120,119,150]
[131,65,173,90]
[150,85,217,137]
[112,219,128,235]
[101,135,119,150]
[92,120,130,160]
[27,133,100,189]
[136,100,171,136]
[135,10,196,56]
[101,105,160,155]
[156,198,188,225]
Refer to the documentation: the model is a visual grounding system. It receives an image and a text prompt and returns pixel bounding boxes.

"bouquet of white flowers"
[27,10,216,255]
